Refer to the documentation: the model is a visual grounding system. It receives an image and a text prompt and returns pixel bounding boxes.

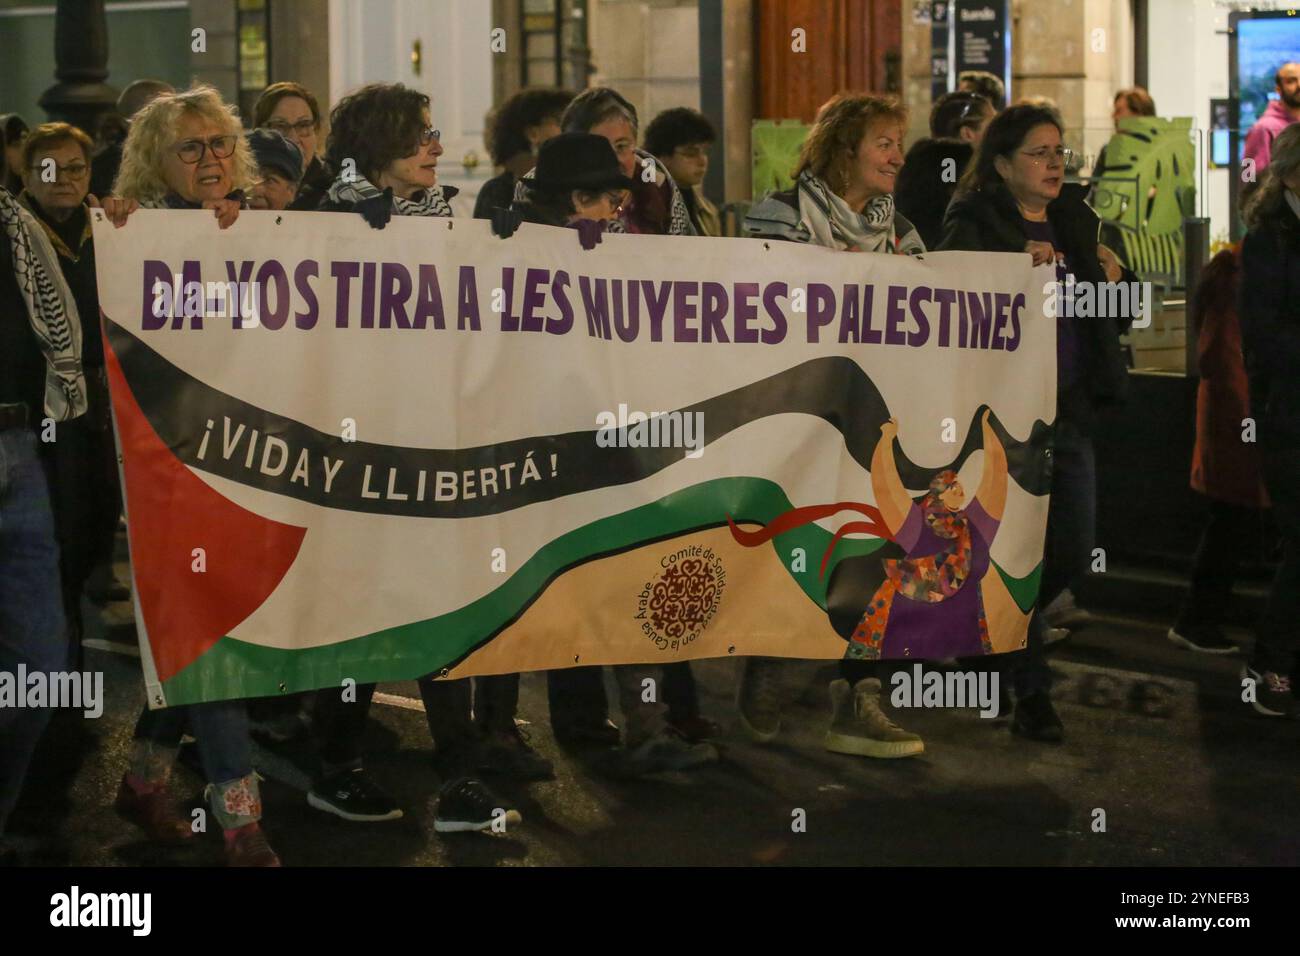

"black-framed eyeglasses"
[266,119,317,136]
[29,161,89,180]
[174,135,238,165]
[418,127,441,146]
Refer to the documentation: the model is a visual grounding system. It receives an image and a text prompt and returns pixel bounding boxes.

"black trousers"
[1177,498,1265,629]
[314,673,521,778]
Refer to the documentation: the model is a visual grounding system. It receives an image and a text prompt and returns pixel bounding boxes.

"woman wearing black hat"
[511,132,723,775]
[512,131,633,231]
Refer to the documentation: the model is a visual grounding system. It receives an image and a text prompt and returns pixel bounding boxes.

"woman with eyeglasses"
[100,84,250,230]
[939,104,1135,743]
[313,82,537,833]
[95,86,280,865]
[254,81,333,212]
[515,87,697,238]
[16,123,122,668]
[318,82,453,224]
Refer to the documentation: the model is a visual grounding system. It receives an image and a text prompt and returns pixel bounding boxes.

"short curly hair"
[794,93,908,187]
[112,85,255,202]
[325,83,431,185]
[643,107,716,158]
[486,87,573,165]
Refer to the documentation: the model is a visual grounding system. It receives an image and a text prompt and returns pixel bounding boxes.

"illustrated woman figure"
[849,410,1008,660]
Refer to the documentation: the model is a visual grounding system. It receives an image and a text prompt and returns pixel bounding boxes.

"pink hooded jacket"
[1244,99,1298,173]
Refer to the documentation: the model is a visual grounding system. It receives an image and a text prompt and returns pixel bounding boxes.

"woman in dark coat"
[1168,245,1268,657]
[939,104,1135,742]
[1237,122,1300,717]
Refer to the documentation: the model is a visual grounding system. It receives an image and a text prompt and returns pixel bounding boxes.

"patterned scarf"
[0,187,86,421]
[796,170,923,255]
[326,173,453,218]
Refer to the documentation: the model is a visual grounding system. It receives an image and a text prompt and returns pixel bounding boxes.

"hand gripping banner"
[90,209,1056,707]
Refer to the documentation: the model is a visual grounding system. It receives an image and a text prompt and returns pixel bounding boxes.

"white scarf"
[796,170,923,255]
[326,173,453,218]
[1,188,86,421]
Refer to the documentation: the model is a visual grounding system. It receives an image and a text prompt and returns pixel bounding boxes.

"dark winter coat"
[938,181,1133,432]
[894,137,972,251]
[1239,197,1300,449]
[1190,245,1269,507]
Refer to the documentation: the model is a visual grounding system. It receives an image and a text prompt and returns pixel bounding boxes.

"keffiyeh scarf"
[797,170,921,254]
[327,174,453,218]
[0,188,86,421]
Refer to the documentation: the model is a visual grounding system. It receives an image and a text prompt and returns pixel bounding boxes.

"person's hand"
[98,196,139,228]
[203,197,241,230]
[354,189,393,230]
[574,218,605,251]
[879,418,898,441]
[1097,242,1123,283]
[1025,240,1061,267]
[490,205,522,239]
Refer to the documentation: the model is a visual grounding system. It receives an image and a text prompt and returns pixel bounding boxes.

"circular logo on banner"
[634,546,726,651]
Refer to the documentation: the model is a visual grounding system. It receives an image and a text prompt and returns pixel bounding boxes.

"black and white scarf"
[797,171,924,255]
[0,188,86,421]
[326,173,453,218]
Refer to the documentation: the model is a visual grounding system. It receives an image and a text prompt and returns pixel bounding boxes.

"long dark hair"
[1243,123,1300,231]
[956,104,1062,198]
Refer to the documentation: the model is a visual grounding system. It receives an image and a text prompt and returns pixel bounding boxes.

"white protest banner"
[91,209,1054,707]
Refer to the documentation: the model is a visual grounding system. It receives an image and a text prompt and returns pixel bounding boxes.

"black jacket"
[939,181,1132,431]
[288,156,333,212]
[1239,199,1300,447]
[894,137,972,251]
[20,194,102,367]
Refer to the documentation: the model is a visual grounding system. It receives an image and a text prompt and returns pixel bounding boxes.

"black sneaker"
[477,725,555,780]
[307,768,404,822]
[1167,625,1239,655]
[434,777,522,833]
[1011,693,1064,742]
[1241,663,1296,717]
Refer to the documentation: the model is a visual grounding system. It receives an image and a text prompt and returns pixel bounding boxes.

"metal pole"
[38,0,118,135]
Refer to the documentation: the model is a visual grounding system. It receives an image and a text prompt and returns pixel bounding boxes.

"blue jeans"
[1007,419,1097,698]
[132,699,253,786]
[0,428,67,836]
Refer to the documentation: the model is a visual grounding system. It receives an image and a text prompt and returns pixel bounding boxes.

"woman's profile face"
[378,109,442,197]
[588,115,638,179]
[939,481,966,511]
[160,112,235,203]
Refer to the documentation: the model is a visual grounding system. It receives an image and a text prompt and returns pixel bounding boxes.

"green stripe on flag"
[158,476,1041,705]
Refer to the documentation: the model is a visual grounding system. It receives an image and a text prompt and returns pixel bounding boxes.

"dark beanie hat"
[248,128,303,182]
